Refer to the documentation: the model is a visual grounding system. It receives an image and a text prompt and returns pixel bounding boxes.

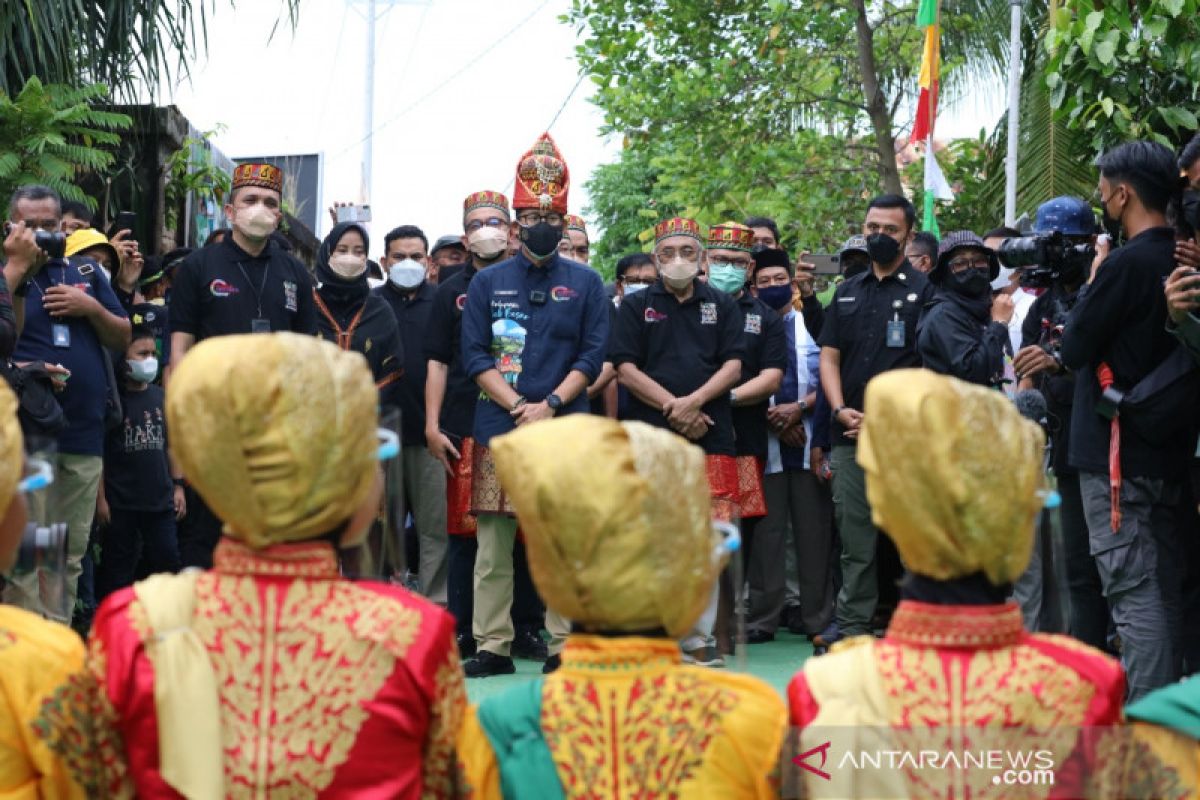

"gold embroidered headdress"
[491,416,718,637]
[858,369,1046,585]
[166,332,378,548]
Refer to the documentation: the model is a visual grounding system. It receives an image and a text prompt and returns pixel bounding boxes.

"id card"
[886,319,906,348]
[251,319,271,334]
[52,323,71,349]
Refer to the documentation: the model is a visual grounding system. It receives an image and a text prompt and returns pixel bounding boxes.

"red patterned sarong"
[447,437,478,536]
[470,444,516,517]
[706,454,740,523]
[735,455,767,519]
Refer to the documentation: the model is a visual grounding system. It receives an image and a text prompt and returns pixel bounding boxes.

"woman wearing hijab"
[314,222,404,406]
[83,333,465,799]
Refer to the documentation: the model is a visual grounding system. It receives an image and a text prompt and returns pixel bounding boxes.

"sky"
[162,0,1002,256]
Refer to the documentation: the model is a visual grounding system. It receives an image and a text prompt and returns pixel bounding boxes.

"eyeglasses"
[948,256,992,273]
[656,246,700,263]
[465,217,509,233]
[623,277,653,286]
[559,242,589,256]
[516,212,564,226]
[709,256,753,269]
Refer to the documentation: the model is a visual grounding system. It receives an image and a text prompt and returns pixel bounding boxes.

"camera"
[997,231,1094,289]
[2,223,66,259]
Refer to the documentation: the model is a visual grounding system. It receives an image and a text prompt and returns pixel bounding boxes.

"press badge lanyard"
[236,260,272,333]
[886,299,905,348]
[33,263,74,349]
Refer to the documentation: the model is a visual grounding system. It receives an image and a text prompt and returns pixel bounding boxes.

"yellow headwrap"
[166,332,378,548]
[491,416,717,637]
[0,382,22,521]
[857,369,1046,585]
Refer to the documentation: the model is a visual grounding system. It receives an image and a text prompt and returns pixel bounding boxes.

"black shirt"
[611,279,746,455]
[425,266,478,439]
[103,384,173,512]
[817,261,934,446]
[916,290,1008,387]
[1022,285,1080,476]
[314,288,404,408]
[1062,227,1193,479]
[375,280,436,445]
[170,237,318,341]
[733,293,788,457]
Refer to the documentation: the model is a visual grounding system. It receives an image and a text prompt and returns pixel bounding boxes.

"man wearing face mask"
[1062,140,1200,701]
[916,231,1013,387]
[374,224,447,604]
[818,193,935,642]
[460,135,609,678]
[611,216,744,666]
[168,163,317,569]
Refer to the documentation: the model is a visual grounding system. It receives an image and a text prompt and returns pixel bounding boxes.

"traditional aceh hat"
[491,416,720,638]
[565,214,587,235]
[463,190,510,219]
[707,221,755,252]
[232,162,283,194]
[857,369,1045,585]
[167,332,378,549]
[654,217,704,246]
[512,133,569,214]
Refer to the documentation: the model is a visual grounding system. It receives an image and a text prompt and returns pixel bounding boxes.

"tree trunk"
[852,0,904,196]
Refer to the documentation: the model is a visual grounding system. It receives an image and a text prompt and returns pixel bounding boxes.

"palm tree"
[2,1,300,101]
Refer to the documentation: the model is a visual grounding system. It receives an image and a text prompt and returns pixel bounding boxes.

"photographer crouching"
[1004,197,1108,651]
[1060,140,1199,702]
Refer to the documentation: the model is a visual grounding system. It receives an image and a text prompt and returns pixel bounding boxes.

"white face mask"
[329,253,367,279]
[466,226,508,260]
[127,356,158,384]
[235,204,278,240]
[660,260,699,290]
[388,259,425,289]
[623,282,649,297]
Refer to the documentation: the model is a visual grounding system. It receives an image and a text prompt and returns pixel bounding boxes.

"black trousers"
[448,535,476,636]
[177,486,222,568]
[96,507,181,603]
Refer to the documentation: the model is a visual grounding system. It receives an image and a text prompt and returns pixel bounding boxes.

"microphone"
[1014,388,1048,427]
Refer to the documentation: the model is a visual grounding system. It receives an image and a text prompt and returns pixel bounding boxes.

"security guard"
[818,194,934,641]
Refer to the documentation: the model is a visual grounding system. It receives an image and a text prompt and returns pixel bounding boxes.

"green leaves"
[0,77,131,208]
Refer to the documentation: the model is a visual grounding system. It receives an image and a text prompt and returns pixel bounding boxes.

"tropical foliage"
[0,78,131,209]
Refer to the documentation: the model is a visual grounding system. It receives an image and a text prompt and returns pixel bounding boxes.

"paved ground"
[465,630,815,703]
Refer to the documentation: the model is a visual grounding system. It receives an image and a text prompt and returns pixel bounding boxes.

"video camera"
[2,223,66,260]
[997,231,1095,289]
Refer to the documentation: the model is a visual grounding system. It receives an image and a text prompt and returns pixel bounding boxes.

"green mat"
[466,631,814,704]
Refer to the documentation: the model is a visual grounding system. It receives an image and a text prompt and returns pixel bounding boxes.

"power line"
[313,7,350,143]
[329,0,552,161]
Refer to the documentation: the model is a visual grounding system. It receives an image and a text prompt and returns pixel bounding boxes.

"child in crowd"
[95,326,184,600]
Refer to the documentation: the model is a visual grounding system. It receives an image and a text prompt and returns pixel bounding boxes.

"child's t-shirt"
[103,384,173,512]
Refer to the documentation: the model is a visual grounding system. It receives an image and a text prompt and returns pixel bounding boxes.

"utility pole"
[349,0,429,205]
[1005,0,1024,225]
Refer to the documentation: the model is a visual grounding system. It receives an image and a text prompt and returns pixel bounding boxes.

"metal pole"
[1005,0,1023,225]
[362,0,377,205]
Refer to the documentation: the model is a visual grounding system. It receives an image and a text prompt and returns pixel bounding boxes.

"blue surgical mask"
[708,264,747,294]
[757,284,793,310]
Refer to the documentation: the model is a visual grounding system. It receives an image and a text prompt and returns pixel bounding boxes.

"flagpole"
[1005,0,1024,225]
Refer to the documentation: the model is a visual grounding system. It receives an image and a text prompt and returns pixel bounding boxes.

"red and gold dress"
[458,635,787,799]
[86,537,466,799]
[787,601,1125,799]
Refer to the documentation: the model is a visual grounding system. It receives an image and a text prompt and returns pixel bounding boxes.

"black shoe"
[746,629,776,644]
[512,629,549,662]
[457,632,476,659]
[464,651,516,678]
[542,653,561,674]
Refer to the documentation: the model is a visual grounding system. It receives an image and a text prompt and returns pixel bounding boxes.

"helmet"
[1034,196,1096,236]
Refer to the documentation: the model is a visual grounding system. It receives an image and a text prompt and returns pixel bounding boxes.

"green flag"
[916,0,938,27]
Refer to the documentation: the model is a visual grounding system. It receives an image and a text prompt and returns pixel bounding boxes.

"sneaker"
[682,646,726,668]
[456,632,476,660]
[463,651,516,678]
[542,653,562,674]
[512,629,549,662]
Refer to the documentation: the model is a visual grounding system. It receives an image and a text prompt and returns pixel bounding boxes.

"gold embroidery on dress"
[422,645,466,800]
[191,572,423,797]
[876,642,1097,800]
[541,670,739,798]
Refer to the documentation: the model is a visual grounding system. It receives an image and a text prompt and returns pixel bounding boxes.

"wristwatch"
[799,399,808,414]
[546,393,563,411]
[833,404,847,420]
[172,477,186,487]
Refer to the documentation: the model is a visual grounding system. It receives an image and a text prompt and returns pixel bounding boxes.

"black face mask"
[948,267,992,298]
[865,233,901,265]
[842,258,870,279]
[520,221,565,260]
[1182,190,1200,233]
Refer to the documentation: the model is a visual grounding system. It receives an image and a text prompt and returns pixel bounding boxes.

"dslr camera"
[2,222,66,260]
[996,196,1097,290]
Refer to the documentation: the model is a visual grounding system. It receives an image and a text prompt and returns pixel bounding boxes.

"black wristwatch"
[172,477,186,487]
[546,393,563,411]
[833,405,848,420]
